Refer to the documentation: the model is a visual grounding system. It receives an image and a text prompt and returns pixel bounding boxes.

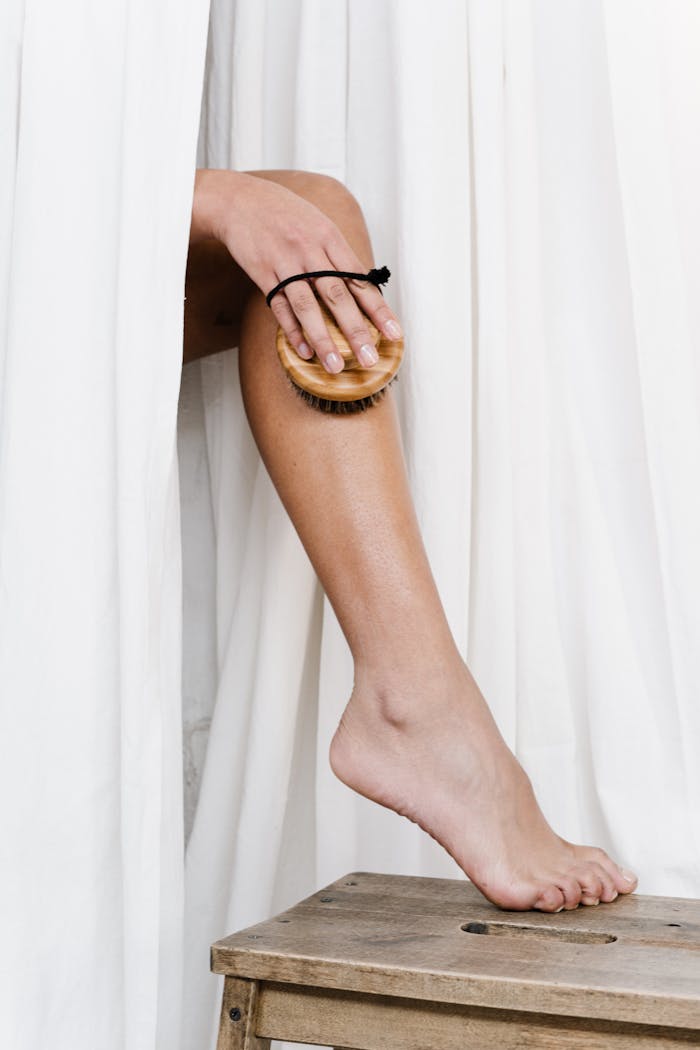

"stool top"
[211,872,700,1029]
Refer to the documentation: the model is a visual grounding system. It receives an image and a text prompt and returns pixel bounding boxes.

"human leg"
[185,170,637,911]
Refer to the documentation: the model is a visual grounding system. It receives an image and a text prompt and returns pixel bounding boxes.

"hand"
[191,169,403,373]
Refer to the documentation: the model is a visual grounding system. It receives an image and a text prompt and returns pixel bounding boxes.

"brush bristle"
[290,376,397,413]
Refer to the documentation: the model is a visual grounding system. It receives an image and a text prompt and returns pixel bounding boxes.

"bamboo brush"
[276,300,404,414]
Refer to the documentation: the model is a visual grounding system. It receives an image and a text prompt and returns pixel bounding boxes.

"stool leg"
[216,977,270,1050]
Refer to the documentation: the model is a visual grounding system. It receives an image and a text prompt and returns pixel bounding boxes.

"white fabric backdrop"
[181,1,700,1048]
[0,2,209,1048]
[2,2,699,1050]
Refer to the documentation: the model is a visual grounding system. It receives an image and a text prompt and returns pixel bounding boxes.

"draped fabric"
[0,2,209,1048]
[2,2,699,1050]
[182,1,700,1047]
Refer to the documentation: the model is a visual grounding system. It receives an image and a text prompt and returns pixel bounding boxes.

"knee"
[246,167,371,258]
[286,171,366,227]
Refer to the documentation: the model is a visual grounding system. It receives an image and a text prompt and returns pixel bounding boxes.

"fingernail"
[384,319,402,340]
[325,351,344,374]
[620,869,637,884]
[555,906,565,913]
[298,341,313,360]
[358,344,379,368]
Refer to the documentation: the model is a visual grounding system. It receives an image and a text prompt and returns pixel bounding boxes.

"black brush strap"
[265,265,390,308]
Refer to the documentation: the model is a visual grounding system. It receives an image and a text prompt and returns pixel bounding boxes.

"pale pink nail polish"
[358,344,379,368]
[384,319,402,340]
[298,341,313,360]
[325,351,343,373]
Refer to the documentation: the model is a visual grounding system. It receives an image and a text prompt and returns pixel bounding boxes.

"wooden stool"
[211,871,700,1049]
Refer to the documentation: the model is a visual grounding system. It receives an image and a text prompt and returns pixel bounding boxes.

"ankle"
[350,648,470,729]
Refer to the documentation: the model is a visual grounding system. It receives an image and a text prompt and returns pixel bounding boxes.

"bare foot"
[330,660,638,912]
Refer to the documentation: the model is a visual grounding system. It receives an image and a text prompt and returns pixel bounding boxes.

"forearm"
[187,167,402,369]
[190,168,243,244]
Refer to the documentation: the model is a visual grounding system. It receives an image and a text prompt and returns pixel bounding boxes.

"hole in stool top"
[461,921,617,945]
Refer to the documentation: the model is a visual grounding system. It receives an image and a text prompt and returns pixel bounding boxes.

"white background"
[1,3,698,1050]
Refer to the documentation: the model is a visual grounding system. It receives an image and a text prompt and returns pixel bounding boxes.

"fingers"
[327,241,403,343]
[269,294,313,360]
[280,280,346,374]
[269,249,403,371]
[344,276,402,343]
[314,274,379,369]
[270,273,384,373]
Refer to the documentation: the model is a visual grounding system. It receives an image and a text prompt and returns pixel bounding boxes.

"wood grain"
[211,872,700,1030]
[276,304,404,403]
[256,982,700,1050]
[215,978,270,1050]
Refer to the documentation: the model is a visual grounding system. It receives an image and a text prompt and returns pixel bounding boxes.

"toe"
[615,865,638,893]
[571,865,604,906]
[600,848,638,890]
[582,848,637,895]
[533,883,566,913]
[591,862,619,903]
[556,874,583,910]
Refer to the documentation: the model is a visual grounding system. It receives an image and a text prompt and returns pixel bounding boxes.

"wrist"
[190,168,244,244]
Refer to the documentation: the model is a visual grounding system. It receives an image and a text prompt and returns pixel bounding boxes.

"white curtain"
[2,2,699,1050]
[0,2,209,1048]
[182,1,700,1048]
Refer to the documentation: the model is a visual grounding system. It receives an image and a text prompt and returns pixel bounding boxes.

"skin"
[185,169,638,911]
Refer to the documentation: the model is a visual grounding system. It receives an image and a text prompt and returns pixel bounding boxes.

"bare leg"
[185,171,637,911]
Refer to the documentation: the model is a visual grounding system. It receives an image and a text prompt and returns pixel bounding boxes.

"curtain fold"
[2,2,698,1050]
[0,2,209,1048]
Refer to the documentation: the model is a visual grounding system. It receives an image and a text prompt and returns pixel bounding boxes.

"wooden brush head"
[276,301,404,405]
